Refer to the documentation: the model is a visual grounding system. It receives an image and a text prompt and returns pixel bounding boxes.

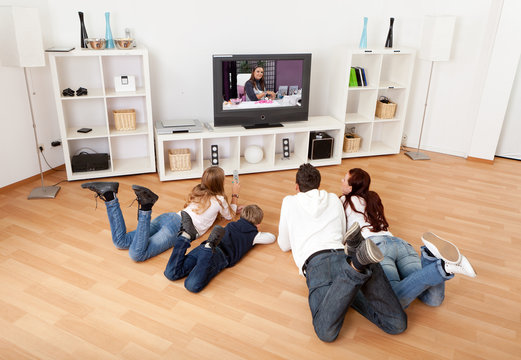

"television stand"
[243,123,284,129]
[154,116,343,181]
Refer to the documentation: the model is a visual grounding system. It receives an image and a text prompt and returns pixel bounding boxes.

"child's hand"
[236,205,244,215]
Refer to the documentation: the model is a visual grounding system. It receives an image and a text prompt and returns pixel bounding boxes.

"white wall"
[468,0,521,160]
[497,53,521,160]
[0,0,502,187]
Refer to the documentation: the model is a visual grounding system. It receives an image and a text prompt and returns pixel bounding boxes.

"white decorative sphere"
[244,145,263,164]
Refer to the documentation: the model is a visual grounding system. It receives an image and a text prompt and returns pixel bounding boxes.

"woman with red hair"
[340,168,476,309]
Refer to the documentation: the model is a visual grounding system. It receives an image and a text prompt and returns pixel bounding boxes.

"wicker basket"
[113,109,136,131]
[343,133,361,153]
[168,148,191,171]
[375,97,397,119]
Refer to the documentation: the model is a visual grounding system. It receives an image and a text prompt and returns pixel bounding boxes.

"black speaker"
[211,144,219,165]
[308,132,333,160]
[282,137,290,159]
[71,152,110,172]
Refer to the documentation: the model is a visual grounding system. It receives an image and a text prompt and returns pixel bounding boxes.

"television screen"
[212,54,311,128]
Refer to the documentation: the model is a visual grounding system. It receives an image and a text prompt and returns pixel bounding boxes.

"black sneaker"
[342,222,365,256]
[179,211,198,241]
[131,185,158,210]
[81,181,119,201]
[206,225,225,251]
[355,238,384,265]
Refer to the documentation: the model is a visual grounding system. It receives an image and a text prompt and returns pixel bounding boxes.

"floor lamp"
[405,15,456,160]
[0,6,60,199]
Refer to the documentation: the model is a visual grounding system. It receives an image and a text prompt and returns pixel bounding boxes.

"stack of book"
[349,67,367,87]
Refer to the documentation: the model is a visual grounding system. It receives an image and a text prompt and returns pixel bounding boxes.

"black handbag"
[71,152,110,172]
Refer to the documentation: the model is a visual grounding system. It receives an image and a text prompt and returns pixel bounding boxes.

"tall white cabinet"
[48,48,155,181]
[329,48,415,157]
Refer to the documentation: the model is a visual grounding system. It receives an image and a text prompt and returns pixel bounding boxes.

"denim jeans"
[163,238,229,293]
[370,235,453,309]
[105,198,181,262]
[305,251,407,342]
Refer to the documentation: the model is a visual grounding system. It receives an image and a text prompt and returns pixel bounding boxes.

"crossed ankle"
[179,230,194,241]
[103,191,115,201]
[350,256,366,272]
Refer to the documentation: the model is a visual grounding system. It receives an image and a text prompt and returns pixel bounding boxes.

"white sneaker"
[444,255,477,278]
[422,232,461,264]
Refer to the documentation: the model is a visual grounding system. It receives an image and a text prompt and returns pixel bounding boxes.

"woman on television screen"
[244,66,276,101]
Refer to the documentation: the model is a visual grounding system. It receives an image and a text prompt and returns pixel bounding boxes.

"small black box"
[308,132,334,160]
[71,152,110,172]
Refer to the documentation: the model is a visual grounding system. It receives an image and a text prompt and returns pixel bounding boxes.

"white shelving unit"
[48,47,155,181]
[155,116,343,181]
[329,47,415,158]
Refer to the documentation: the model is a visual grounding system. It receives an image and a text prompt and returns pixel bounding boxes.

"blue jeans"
[305,251,407,342]
[371,235,453,309]
[105,198,181,262]
[163,238,229,293]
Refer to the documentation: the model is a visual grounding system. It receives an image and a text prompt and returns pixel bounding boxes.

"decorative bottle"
[78,12,89,49]
[359,17,368,49]
[385,17,394,48]
[105,12,115,49]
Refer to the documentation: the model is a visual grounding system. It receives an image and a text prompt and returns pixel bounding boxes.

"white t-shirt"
[181,195,237,237]
[278,189,346,275]
[340,195,393,238]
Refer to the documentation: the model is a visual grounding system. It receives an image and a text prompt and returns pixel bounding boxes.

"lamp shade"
[419,15,456,61]
[0,6,45,67]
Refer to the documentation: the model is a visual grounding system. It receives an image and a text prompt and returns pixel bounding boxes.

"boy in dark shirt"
[164,204,275,292]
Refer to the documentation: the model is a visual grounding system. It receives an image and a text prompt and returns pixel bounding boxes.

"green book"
[349,67,358,87]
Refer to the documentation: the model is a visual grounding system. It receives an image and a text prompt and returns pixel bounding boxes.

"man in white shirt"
[277,164,407,342]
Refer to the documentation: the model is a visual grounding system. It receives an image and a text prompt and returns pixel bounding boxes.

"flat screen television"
[212,53,311,128]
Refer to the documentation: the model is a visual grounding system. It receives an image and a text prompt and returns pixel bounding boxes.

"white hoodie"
[278,189,346,274]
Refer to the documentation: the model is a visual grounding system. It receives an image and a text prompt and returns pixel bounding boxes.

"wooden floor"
[1,150,521,359]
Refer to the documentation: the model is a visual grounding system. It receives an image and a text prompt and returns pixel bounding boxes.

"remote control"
[233,170,239,183]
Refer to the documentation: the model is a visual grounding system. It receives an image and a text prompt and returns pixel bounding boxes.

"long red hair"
[342,168,389,232]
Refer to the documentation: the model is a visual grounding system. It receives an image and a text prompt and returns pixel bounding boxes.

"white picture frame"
[114,75,136,92]
[278,85,288,96]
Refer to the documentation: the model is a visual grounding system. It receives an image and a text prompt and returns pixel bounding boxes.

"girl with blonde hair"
[81,166,239,262]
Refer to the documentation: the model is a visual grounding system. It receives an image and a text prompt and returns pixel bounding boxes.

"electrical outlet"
[401,134,407,146]
[38,144,44,151]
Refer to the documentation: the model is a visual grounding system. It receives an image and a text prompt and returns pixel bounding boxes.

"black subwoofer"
[71,152,110,172]
[308,132,334,160]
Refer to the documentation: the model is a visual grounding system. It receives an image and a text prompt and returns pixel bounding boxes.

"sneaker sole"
[207,226,225,248]
[361,238,384,263]
[342,222,360,245]
[422,232,460,263]
[180,211,198,240]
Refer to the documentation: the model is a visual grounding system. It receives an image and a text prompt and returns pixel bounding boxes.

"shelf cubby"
[203,136,240,174]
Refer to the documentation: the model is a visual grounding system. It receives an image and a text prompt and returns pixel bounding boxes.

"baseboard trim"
[0,165,66,193]
[466,156,494,164]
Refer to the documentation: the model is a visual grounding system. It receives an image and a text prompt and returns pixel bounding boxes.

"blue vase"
[359,17,368,49]
[105,12,114,48]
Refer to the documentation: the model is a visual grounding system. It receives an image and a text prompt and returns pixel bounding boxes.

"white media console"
[155,116,344,181]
